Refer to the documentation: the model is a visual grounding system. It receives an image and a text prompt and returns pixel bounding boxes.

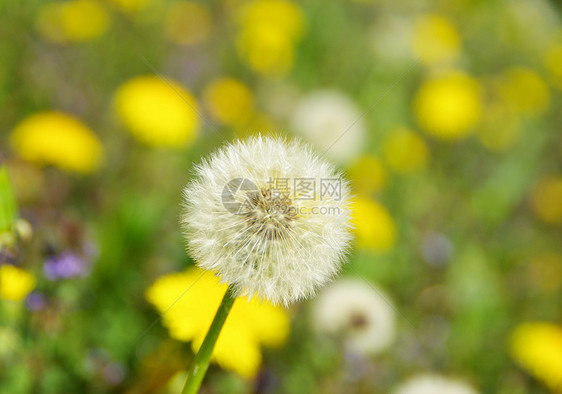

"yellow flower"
[531,176,562,225]
[10,111,103,173]
[36,0,110,43]
[237,0,305,40]
[545,43,562,90]
[414,71,482,141]
[347,155,386,195]
[113,75,200,148]
[382,128,429,174]
[412,14,461,66]
[203,78,254,126]
[235,0,305,77]
[510,322,562,391]
[495,67,550,116]
[145,267,290,378]
[0,265,36,301]
[165,2,212,46]
[477,103,521,151]
[105,0,152,13]
[352,197,396,252]
[237,25,295,77]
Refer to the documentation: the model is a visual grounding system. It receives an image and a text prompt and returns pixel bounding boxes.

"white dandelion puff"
[312,278,396,356]
[291,90,366,164]
[393,374,480,394]
[181,135,353,306]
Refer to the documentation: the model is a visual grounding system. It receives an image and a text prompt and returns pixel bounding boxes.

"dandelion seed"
[182,135,353,306]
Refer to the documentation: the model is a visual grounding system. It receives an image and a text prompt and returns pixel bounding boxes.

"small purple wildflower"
[26,292,47,311]
[43,252,89,280]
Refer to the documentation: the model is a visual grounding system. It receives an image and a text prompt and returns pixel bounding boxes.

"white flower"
[291,90,366,164]
[370,15,413,64]
[182,135,353,306]
[312,278,396,355]
[393,375,479,394]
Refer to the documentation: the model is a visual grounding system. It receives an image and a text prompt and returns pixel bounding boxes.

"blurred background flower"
[393,374,479,394]
[414,71,482,141]
[10,112,103,173]
[203,77,255,126]
[312,278,396,356]
[36,0,110,44]
[382,127,429,174]
[164,1,213,47]
[235,0,305,77]
[113,75,200,148]
[146,268,290,379]
[291,90,366,163]
[411,13,461,67]
[0,264,36,302]
[352,197,396,252]
[510,322,562,391]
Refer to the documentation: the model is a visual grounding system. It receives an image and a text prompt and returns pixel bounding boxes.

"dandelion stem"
[181,285,237,394]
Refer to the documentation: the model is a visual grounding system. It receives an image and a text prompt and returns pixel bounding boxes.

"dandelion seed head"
[182,135,353,306]
[312,278,396,356]
[394,375,479,394]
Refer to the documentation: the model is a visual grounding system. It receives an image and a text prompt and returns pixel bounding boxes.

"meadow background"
[1,0,561,393]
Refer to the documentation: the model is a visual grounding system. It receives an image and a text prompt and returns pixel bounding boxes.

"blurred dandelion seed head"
[181,136,353,306]
[312,278,396,356]
[291,90,366,164]
[393,374,480,394]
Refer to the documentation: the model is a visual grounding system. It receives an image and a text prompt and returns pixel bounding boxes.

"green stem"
[181,286,237,394]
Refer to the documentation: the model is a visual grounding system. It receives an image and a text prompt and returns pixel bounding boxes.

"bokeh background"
[1,0,562,393]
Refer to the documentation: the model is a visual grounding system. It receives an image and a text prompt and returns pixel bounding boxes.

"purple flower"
[26,292,47,311]
[43,252,89,280]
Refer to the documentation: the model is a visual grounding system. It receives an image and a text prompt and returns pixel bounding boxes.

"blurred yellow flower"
[10,112,104,173]
[113,75,200,148]
[238,0,305,40]
[105,0,152,13]
[347,155,386,195]
[235,0,305,77]
[0,265,36,301]
[412,14,461,66]
[352,197,396,252]
[237,25,295,77]
[495,67,550,116]
[477,103,521,151]
[531,176,562,225]
[510,322,562,391]
[528,253,562,292]
[36,0,110,43]
[165,2,212,46]
[545,43,562,89]
[145,267,290,378]
[414,71,482,141]
[382,128,429,174]
[203,77,254,126]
